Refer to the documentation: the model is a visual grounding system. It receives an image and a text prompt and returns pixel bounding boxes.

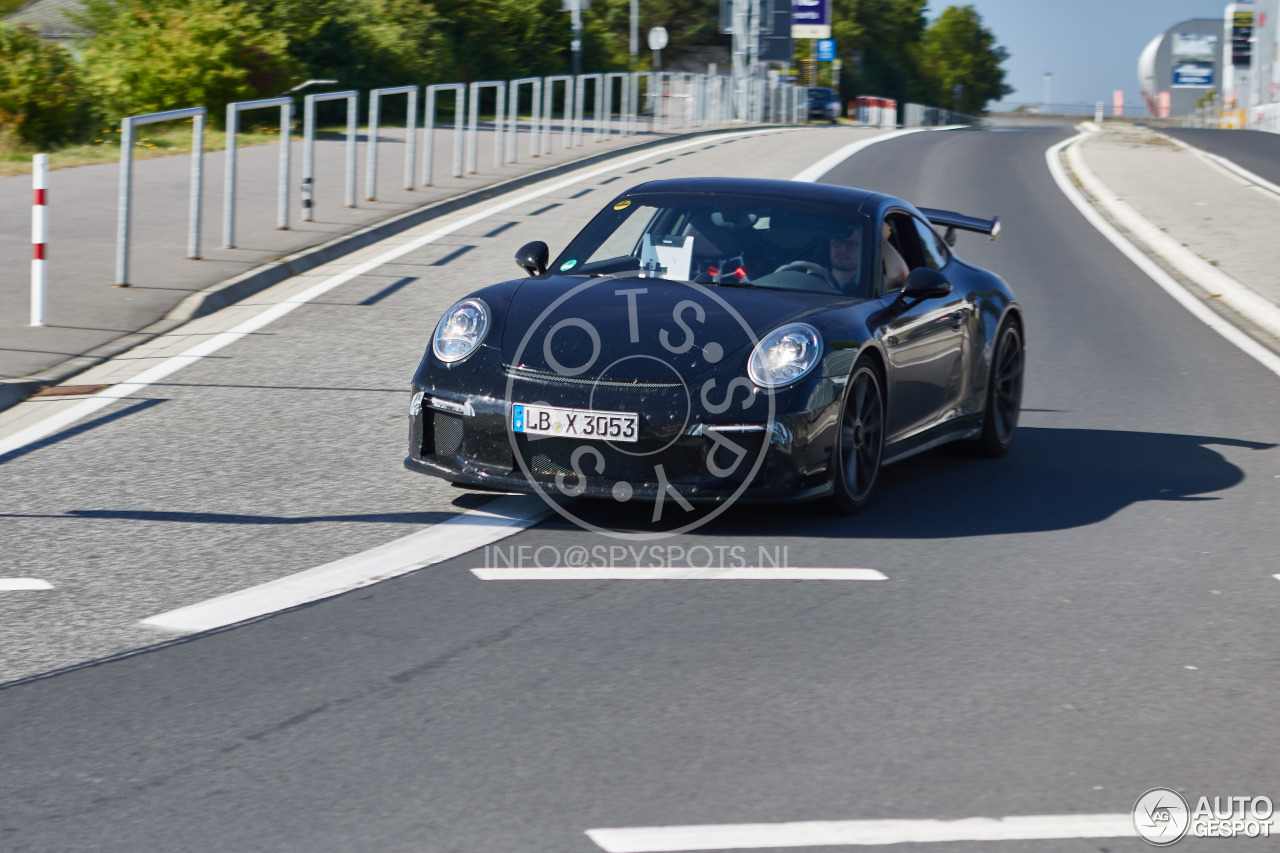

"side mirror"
[900,267,952,301]
[514,241,549,277]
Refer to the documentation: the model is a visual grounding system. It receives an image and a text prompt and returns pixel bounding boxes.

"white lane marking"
[141,496,552,633]
[585,814,1136,852]
[0,127,796,460]
[1048,131,1280,379]
[0,578,54,591]
[472,567,887,580]
[790,126,960,183]
[1063,133,1280,343]
[1163,134,1280,199]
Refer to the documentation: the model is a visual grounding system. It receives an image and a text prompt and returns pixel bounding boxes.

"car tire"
[972,317,1024,457]
[829,359,886,514]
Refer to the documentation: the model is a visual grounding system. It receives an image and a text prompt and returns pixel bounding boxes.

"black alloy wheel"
[974,319,1024,457]
[831,361,885,514]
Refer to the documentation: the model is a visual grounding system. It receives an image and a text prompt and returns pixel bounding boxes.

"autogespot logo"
[506,278,776,540]
[1134,788,1190,846]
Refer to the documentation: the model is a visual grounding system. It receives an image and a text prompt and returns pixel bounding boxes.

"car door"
[878,211,968,442]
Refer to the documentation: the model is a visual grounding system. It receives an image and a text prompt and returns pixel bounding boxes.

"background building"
[1138,18,1223,116]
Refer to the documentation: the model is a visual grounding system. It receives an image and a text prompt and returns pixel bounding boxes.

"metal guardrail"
[107,73,806,289]
[115,106,206,286]
[366,85,418,200]
[423,83,465,185]
[466,81,506,174]
[224,97,292,249]
[302,90,358,221]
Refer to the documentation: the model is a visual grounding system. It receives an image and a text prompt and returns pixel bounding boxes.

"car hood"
[498,275,853,383]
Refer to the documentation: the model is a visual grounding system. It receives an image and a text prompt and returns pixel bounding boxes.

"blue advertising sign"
[816,38,836,61]
[792,0,830,37]
[793,0,828,25]
[1172,60,1214,88]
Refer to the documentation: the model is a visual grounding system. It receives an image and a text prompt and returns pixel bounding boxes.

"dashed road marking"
[141,496,551,634]
[0,578,54,591]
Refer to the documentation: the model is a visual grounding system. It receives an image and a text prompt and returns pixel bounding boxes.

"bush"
[79,0,298,126]
[0,24,96,147]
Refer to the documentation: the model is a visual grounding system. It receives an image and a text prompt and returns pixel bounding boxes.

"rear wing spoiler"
[918,208,1001,244]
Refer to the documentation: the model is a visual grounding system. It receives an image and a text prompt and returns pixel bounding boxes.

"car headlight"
[433,298,491,363]
[747,323,823,388]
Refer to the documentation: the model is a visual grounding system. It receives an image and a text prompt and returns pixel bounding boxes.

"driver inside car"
[828,222,908,293]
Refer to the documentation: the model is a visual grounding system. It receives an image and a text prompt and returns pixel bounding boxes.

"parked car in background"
[807,87,841,122]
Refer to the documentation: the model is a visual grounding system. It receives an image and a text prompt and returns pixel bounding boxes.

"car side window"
[911,216,950,270]
[879,212,920,295]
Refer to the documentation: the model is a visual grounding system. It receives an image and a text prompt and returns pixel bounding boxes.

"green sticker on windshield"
[560,259,578,271]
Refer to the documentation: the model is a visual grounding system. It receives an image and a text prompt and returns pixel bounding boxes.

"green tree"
[919,5,1011,113]
[78,0,298,125]
[0,23,95,147]
[238,0,447,93]
[832,0,929,106]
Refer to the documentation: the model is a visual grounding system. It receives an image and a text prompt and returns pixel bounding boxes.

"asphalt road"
[1161,127,1280,185]
[2,125,1279,852]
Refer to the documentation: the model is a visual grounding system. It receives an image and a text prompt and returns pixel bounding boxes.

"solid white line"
[790,127,951,182]
[1162,134,1280,199]
[471,567,887,580]
[585,814,1136,851]
[1047,131,1280,379]
[141,496,552,633]
[0,578,54,591]
[0,127,794,460]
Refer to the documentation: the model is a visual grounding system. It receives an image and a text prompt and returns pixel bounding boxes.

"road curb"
[0,124,796,414]
[1063,128,1280,342]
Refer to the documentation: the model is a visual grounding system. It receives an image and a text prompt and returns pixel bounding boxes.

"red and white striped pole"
[31,153,47,327]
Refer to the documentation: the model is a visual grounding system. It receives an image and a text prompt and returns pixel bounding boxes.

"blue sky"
[927,1,1233,108]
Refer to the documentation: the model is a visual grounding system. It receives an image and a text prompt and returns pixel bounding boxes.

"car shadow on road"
[570,426,1275,539]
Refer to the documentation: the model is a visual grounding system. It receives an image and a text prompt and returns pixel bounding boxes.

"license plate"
[512,403,639,442]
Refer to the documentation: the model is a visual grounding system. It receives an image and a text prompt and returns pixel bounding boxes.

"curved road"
[2,125,1279,852]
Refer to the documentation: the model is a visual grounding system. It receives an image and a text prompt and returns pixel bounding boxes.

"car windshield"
[808,88,832,100]
[552,192,874,297]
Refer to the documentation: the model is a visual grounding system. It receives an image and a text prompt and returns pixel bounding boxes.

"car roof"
[623,177,883,210]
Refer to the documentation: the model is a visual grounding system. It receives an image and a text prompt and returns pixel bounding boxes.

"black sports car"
[406,177,1022,515]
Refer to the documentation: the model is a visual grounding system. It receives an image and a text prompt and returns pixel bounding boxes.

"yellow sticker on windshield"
[613,200,631,210]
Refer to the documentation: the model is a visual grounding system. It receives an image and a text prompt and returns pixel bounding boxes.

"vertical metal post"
[30,153,47,327]
[594,74,604,141]
[345,97,357,208]
[405,91,417,191]
[277,103,289,230]
[190,113,204,258]
[116,117,134,285]
[453,89,464,177]
[572,75,585,146]
[466,84,480,174]
[302,97,315,221]
[493,84,506,168]
[365,92,380,201]
[222,105,238,247]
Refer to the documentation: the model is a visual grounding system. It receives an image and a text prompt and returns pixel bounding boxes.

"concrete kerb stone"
[0,123,797,415]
